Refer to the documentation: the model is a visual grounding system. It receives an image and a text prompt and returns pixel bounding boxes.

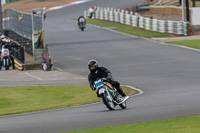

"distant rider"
[88,59,128,99]
[78,15,86,28]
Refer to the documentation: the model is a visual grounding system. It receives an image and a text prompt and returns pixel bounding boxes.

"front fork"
[98,88,114,103]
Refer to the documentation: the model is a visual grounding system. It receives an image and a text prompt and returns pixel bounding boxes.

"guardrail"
[84,7,189,36]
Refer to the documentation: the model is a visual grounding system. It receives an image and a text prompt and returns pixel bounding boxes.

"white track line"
[122,85,144,97]
[88,23,200,53]
[88,24,139,38]
[53,66,63,72]
[25,72,42,81]
[140,37,200,52]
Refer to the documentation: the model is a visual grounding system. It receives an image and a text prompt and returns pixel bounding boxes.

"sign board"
[191,7,200,25]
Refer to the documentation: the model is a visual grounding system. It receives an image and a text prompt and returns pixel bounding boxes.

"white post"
[84,11,87,18]
[31,11,35,61]
[182,0,185,21]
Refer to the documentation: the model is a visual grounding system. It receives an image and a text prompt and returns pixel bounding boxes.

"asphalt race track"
[1,0,200,133]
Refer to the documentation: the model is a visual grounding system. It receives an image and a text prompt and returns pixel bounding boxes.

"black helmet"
[88,59,98,73]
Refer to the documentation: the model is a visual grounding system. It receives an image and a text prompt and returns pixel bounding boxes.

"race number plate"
[94,79,103,89]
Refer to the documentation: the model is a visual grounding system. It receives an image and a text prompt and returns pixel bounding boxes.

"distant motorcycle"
[1,45,10,70]
[94,78,129,110]
[78,16,86,31]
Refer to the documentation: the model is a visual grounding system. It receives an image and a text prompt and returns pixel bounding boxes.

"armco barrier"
[84,7,189,36]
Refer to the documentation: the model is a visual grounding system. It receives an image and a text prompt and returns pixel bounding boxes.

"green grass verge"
[0,86,137,116]
[167,40,200,49]
[66,115,200,133]
[87,19,177,38]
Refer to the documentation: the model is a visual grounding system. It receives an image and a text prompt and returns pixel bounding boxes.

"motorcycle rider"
[0,35,6,50]
[78,15,86,29]
[0,35,7,70]
[0,35,6,43]
[88,60,128,99]
[3,39,18,69]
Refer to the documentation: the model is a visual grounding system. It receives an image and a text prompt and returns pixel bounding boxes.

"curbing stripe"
[14,59,24,71]
[47,0,93,12]
[122,85,144,97]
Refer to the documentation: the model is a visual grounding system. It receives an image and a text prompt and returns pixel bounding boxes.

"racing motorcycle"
[78,17,86,31]
[1,45,10,70]
[94,78,129,110]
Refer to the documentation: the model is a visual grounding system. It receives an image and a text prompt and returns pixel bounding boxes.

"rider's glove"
[106,78,111,82]
[90,85,96,91]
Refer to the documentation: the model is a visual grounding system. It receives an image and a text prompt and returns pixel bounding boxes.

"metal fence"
[4,9,31,40]
[10,41,25,63]
[3,9,44,56]
[84,7,189,36]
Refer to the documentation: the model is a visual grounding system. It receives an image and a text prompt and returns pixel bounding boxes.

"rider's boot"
[117,87,129,102]
[117,87,126,97]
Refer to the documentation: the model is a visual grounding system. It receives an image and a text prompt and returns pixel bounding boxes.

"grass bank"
[67,115,200,133]
[167,40,200,49]
[0,85,137,116]
[87,19,177,38]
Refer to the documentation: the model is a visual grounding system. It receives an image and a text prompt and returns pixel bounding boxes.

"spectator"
[43,7,47,20]
[88,6,97,18]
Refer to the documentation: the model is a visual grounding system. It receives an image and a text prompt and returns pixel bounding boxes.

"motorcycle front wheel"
[102,93,115,111]
[3,58,9,70]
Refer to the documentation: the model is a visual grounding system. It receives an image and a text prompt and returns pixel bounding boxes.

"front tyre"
[119,101,127,109]
[3,58,9,70]
[102,93,115,111]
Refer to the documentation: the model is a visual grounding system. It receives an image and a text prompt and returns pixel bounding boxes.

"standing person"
[88,6,96,18]
[88,59,129,99]
[0,36,7,70]
[43,7,46,20]
[32,10,37,15]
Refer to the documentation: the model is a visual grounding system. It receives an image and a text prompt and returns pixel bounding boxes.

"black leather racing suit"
[88,66,126,97]
[78,16,86,27]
